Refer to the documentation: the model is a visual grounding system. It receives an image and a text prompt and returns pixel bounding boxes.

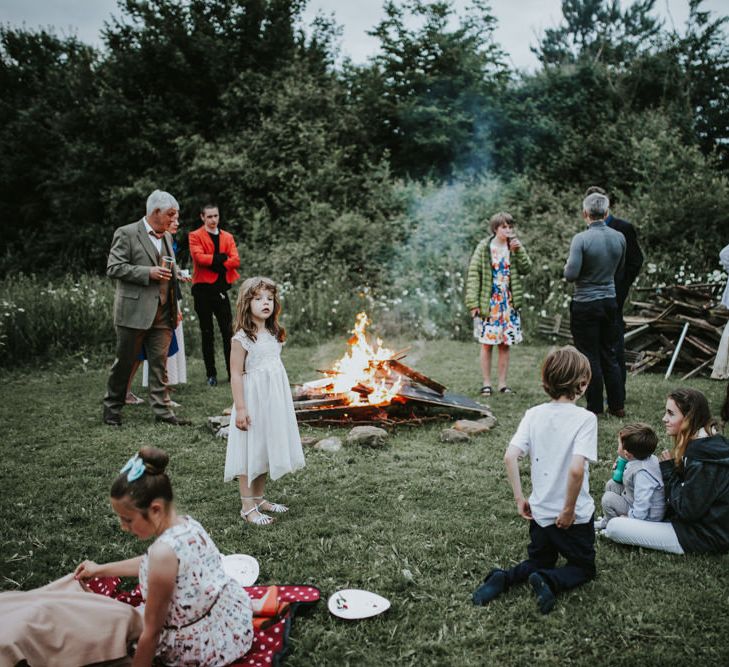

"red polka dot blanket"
[86,577,320,666]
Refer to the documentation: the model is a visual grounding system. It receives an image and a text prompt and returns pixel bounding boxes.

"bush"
[0,274,116,367]
[0,274,204,369]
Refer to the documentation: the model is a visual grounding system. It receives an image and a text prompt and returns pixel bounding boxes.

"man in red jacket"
[188,204,241,386]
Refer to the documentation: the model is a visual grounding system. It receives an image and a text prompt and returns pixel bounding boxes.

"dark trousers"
[103,313,173,418]
[193,287,233,379]
[615,310,627,387]
[503,518,596,594]
[570,297,624,414]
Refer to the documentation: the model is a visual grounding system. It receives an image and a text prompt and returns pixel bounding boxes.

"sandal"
[499,386,514,394]
[125,392,145,405]
[240,496,273,526]
[480,385,493,396]
[258,499,289,514]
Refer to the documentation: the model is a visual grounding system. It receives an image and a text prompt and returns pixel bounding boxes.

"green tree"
[534,0,661,67]
[0,28,103,273]
[358,0,509,179]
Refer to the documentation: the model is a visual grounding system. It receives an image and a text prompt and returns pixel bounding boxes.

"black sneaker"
[472,570,506,606]
[528,572,556,614]
[207,376,218,387]
[103,408,122,427]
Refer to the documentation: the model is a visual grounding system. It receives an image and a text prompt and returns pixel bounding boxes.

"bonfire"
[293,312,490,426]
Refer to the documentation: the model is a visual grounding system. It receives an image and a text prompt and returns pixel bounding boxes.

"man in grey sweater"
[564,192,626,415]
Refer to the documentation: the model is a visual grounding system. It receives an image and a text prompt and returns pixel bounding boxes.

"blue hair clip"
[120,453,146,482]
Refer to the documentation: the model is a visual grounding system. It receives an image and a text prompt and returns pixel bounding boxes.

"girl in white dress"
[225,276,305,526]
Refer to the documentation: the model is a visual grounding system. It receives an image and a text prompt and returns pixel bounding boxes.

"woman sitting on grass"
[75,446,280,666]
[605,388,729,555]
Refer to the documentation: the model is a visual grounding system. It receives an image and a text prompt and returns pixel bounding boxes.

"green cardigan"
[465,236,532,314]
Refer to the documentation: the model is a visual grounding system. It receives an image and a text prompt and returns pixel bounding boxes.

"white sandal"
[258,498,289,514]
[240,496,273,526]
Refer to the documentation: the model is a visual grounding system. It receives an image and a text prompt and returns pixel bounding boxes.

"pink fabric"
[0,574,143,667]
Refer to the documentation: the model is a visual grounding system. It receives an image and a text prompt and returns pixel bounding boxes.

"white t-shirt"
[509,401,598,527]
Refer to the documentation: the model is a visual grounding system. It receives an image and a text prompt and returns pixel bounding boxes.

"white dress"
[224,329,305,482]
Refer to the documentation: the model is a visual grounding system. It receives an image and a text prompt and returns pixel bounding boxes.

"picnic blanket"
[87,577,320,667]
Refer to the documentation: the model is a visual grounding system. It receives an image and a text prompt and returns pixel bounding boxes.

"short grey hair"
[146,190,179,216]
[582,192,609,220]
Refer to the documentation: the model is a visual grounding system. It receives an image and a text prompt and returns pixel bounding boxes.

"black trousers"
[570,297,624,414]
[503,517,596,594]
[193,286,233,379]
[615,310,627,387]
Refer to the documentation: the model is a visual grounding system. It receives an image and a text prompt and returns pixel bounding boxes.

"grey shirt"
[564,221,626,302]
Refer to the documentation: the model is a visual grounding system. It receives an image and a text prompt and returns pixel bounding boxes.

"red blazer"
[189,227,241,286]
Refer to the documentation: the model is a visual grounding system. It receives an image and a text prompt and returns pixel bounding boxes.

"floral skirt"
[477,285,522,346]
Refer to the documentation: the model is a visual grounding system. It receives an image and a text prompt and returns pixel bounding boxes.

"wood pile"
[624,282,728,378]
[537,313,572,340]
[537,282,728,379]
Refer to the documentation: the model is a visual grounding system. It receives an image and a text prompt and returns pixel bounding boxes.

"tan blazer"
[107,218,178,329]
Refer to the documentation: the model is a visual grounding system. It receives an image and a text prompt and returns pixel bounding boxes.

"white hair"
[582,192,609,220]
[146,190,179,216]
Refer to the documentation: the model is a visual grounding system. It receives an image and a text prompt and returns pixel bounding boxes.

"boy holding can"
[596,423,665,530]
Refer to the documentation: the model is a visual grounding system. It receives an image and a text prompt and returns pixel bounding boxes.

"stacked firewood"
[624,282,728,378]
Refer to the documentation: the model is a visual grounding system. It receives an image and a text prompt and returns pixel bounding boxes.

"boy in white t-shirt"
[473,346,598,614]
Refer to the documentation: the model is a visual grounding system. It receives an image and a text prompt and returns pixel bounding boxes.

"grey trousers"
[104,319,173,419]
[601,479,630,521]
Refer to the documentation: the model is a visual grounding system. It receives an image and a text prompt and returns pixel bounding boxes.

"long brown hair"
[233,276,286,343]
[668,388,715,470]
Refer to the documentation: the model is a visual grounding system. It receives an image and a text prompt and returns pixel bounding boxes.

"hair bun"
[138,446,169,475]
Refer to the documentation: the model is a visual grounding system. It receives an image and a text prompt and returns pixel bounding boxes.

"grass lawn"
[1,339,728,666]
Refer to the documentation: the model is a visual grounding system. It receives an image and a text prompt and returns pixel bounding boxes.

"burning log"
[293,312,492,426]
[383,359,447,395]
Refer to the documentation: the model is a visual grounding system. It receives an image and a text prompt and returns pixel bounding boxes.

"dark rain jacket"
[660,434,729,554]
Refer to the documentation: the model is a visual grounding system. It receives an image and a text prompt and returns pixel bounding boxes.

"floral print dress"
[139,516,253,666]
[478,240,523,346]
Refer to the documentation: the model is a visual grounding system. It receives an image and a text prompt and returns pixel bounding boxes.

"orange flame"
[328,312,402,405]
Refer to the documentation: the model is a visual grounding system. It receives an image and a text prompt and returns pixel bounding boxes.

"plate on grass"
[222,554,259,586]
[328,589,390,620]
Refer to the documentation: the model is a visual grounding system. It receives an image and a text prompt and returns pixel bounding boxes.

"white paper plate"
[327,589,391,620]
[222,554,260,587]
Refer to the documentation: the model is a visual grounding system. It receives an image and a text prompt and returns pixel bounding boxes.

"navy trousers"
[503,517,596,594]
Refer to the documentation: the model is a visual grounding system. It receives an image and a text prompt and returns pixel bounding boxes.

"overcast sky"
[0,0,726,71]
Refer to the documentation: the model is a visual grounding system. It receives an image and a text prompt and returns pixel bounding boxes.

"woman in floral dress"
[465,212,532,395]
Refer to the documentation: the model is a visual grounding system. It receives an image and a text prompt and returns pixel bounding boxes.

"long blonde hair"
[233,276,286,343]
[668,388,715,470]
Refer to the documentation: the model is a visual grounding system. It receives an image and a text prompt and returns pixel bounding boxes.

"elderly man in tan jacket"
[102,190,190,426]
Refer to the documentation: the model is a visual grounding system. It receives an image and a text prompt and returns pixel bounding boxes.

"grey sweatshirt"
[564,221,626,302]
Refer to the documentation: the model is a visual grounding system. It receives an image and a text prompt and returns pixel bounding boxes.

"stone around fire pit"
[208,415,231,430]
[477,415,498,430]
[314,436,342,452]
[440,428,471,443]
[346,425,389,447]
[453,417,496,435]
[301,435,321,447]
